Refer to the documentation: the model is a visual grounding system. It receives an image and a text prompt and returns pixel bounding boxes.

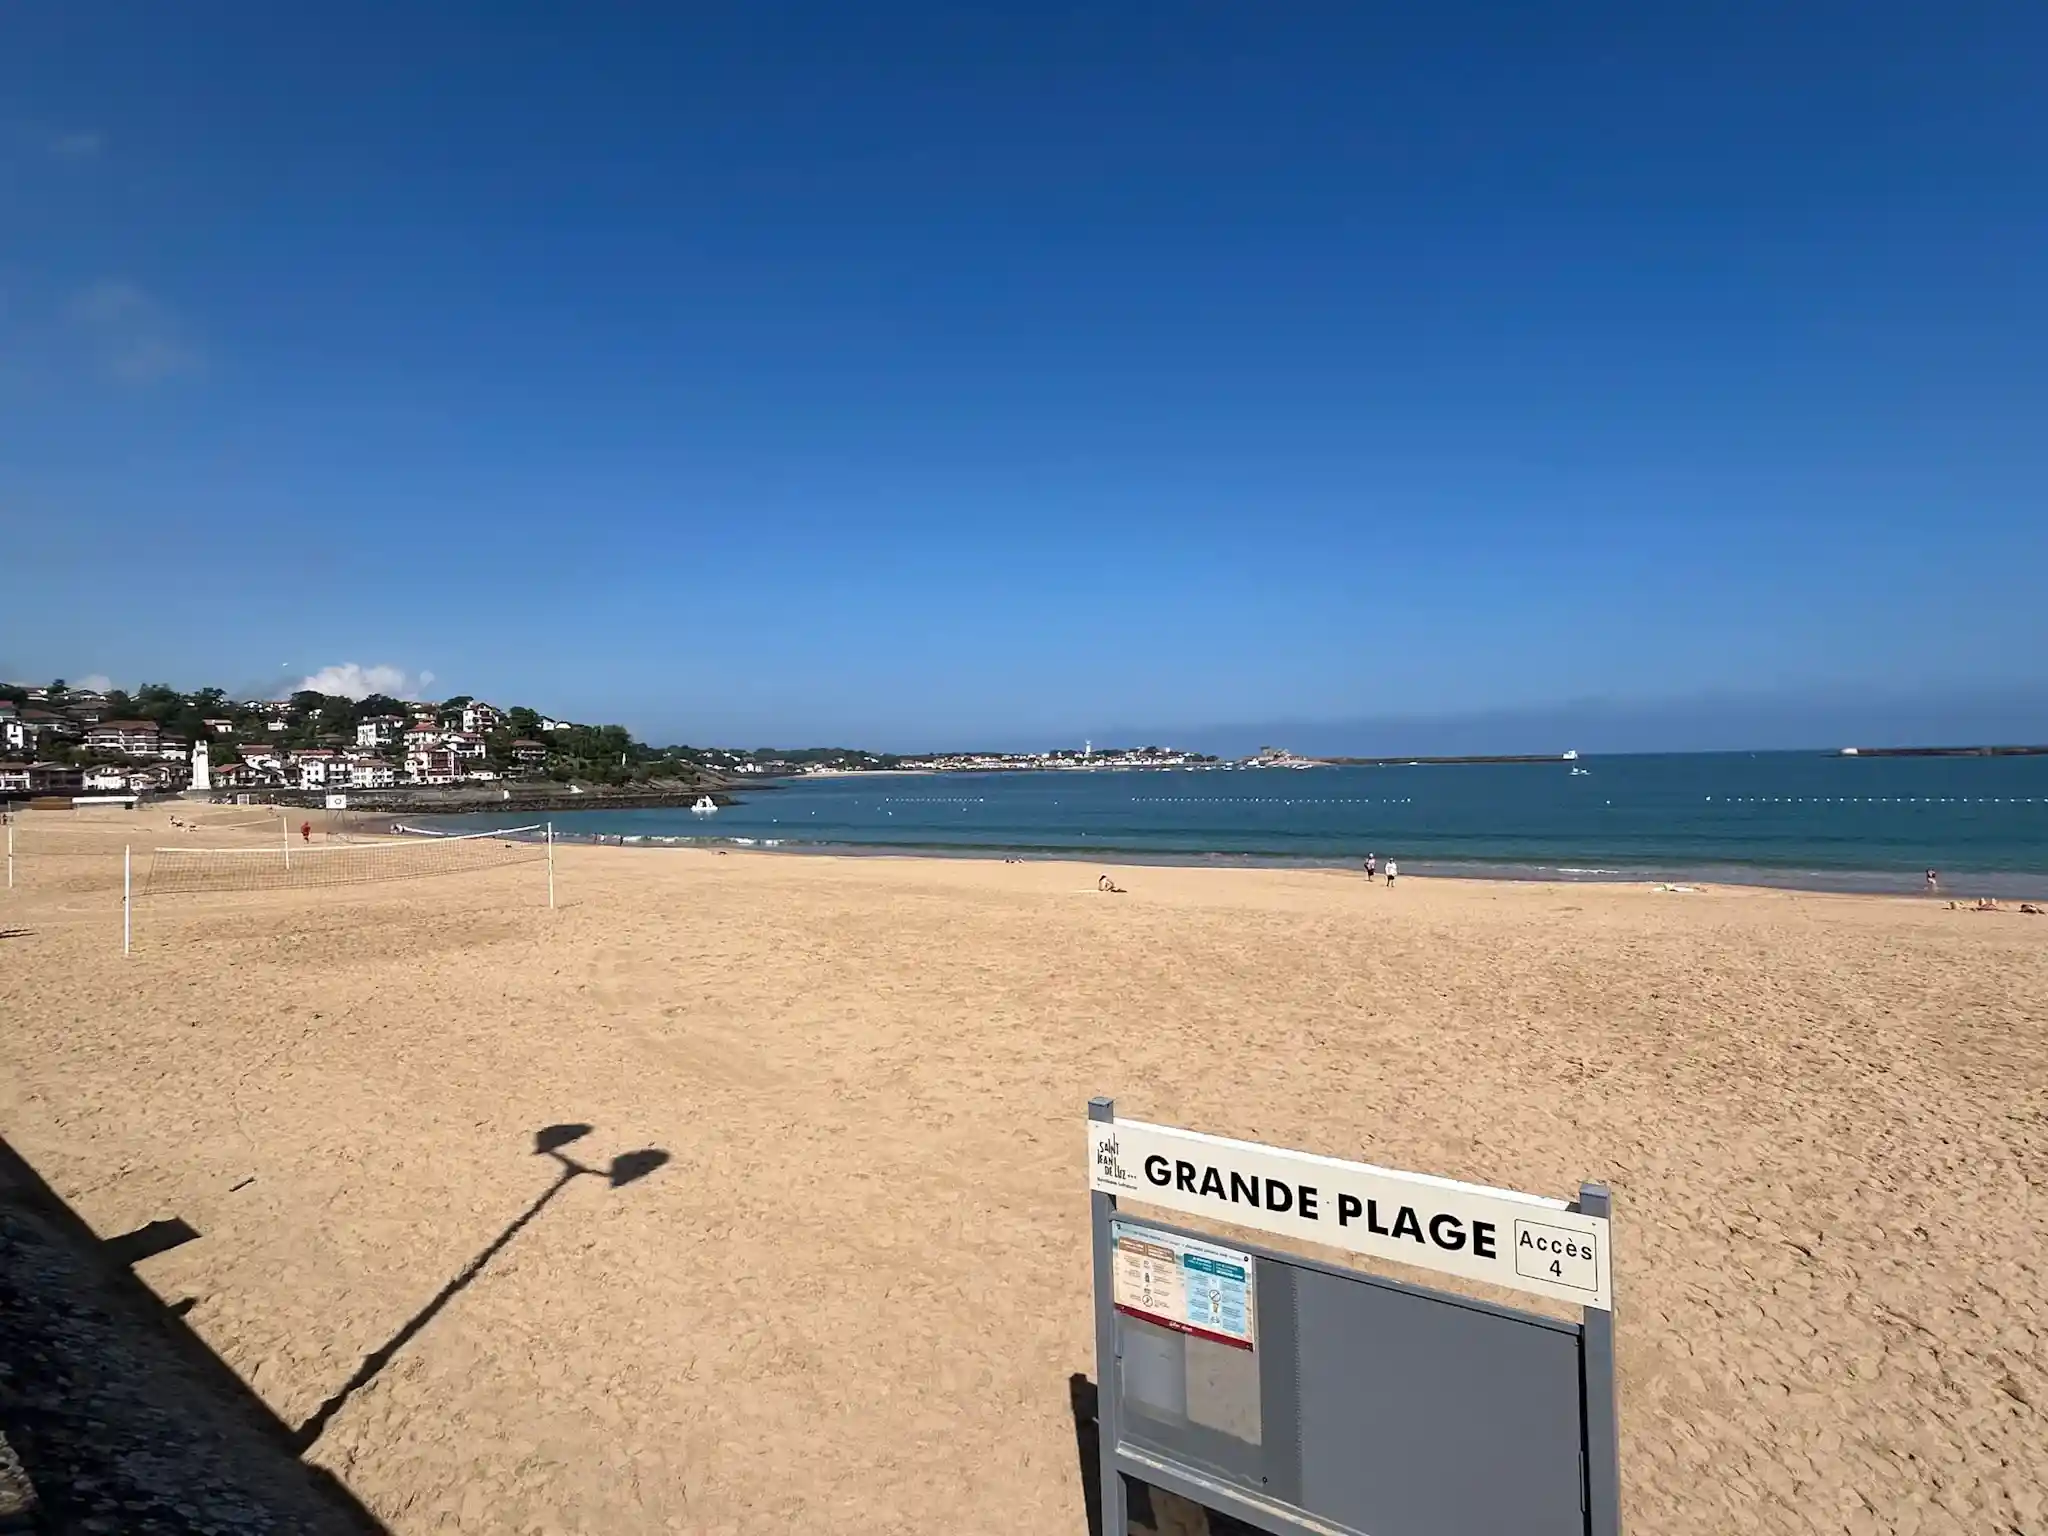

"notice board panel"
[1291,1261,1585,1536]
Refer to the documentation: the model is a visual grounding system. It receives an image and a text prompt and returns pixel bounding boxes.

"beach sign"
[1087,1098,1621,1536]
[1089,1116,1612,1309]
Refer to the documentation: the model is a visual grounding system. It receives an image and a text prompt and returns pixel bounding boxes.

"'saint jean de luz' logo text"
[1095,1132,1132,1186]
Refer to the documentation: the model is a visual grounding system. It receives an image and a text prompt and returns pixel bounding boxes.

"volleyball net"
[190,807,287,831]
[143,824,550,897]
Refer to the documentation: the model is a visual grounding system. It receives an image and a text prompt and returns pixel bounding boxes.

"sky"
[3,3,2044,751]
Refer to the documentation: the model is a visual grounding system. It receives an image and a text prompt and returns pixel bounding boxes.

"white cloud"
[288,663,434,701]
[69,280,204,383]
[76,673,114,692]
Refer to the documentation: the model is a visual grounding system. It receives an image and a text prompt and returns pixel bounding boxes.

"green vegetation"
[4,675,1213,778]
[3,676,694,783]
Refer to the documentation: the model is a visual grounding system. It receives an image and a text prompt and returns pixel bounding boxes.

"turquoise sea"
[426,751,2048,896]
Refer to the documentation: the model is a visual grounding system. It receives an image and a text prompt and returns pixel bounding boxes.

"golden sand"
[2,805,2043,1533]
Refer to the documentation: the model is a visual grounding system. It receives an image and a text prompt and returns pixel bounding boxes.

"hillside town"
[0,680,633,799]
[0,679,1239,802]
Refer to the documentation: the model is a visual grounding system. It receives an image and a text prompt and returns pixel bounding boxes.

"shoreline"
[400,818,2048,899]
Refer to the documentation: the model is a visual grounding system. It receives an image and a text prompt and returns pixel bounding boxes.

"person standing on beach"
[300,819,312,844]
[1926,869,1938,892]
[1365,853,1377,880]
[1385,859,1398,887]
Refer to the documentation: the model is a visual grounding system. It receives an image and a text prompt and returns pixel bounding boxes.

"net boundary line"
[150,823,544,855]
[391,823,546,840]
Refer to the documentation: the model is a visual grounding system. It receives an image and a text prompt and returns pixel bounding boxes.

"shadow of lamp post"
[293,1124,669,1451]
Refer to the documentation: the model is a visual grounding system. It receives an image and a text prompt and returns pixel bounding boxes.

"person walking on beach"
[300,819,312,844]
[1925,869,1938,893]
[1364,853,1377,880]
[1384,859,1398,888]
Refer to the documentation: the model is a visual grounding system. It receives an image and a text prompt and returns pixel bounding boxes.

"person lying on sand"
[1098,874,1126,894]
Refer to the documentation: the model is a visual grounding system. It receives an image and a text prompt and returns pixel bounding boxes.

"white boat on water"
[1562,749,1580,761]
[690,795,718,814]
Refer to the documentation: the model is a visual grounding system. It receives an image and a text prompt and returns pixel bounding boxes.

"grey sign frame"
[1088,1096,1620,1536]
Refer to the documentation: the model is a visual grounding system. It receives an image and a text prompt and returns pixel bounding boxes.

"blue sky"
[4,3,2043,750]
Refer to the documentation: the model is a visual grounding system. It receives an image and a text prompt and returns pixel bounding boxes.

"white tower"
[190,738,211,792]
[1084,739,1092,759]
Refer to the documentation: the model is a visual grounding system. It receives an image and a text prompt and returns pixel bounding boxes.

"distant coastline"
[1314,752,1571,767]
[1836,744,2048,758]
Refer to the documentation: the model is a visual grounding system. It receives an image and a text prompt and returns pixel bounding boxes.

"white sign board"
[1112,1221,1256,1349]
[324,793,348,811]
[1090,1118,1611,1311]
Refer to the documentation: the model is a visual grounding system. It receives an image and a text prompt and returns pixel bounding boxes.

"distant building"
[203,718,236,736]
[460,702,505,735]
[510,739,548,764]
[405,747,458,785]
[296,750,341,788]
[83,765,132,792]
[85,720,161,757]
[446,732,487,761]
[356,715,406,748]
[404,726,443,751]
[128,761,188,793]
[347,756,396,789]
[22,709,80,742]
[29,762,84,793]
[1,761,85,794]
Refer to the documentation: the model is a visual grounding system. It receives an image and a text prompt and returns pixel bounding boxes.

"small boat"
[1562,749,1580,761]
[1570,766,1590,776]
[690,795,718,814]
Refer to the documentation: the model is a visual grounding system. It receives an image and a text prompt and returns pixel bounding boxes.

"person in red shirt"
[300,820,312,843]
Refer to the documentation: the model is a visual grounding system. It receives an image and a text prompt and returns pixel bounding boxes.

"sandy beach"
[2,804,2043,1535]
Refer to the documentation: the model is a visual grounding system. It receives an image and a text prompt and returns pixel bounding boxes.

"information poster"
[1112,1222,1255,1349]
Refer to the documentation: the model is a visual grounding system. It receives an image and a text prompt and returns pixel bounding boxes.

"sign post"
[1089,1097,1127,1536]
[1087,1101,1620,1536]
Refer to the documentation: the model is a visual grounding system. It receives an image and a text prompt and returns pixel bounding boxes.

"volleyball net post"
[123,845,132,957]
[547,821,555,910]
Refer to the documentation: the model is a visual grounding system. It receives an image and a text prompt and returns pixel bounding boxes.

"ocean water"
[431,753,2048,895]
